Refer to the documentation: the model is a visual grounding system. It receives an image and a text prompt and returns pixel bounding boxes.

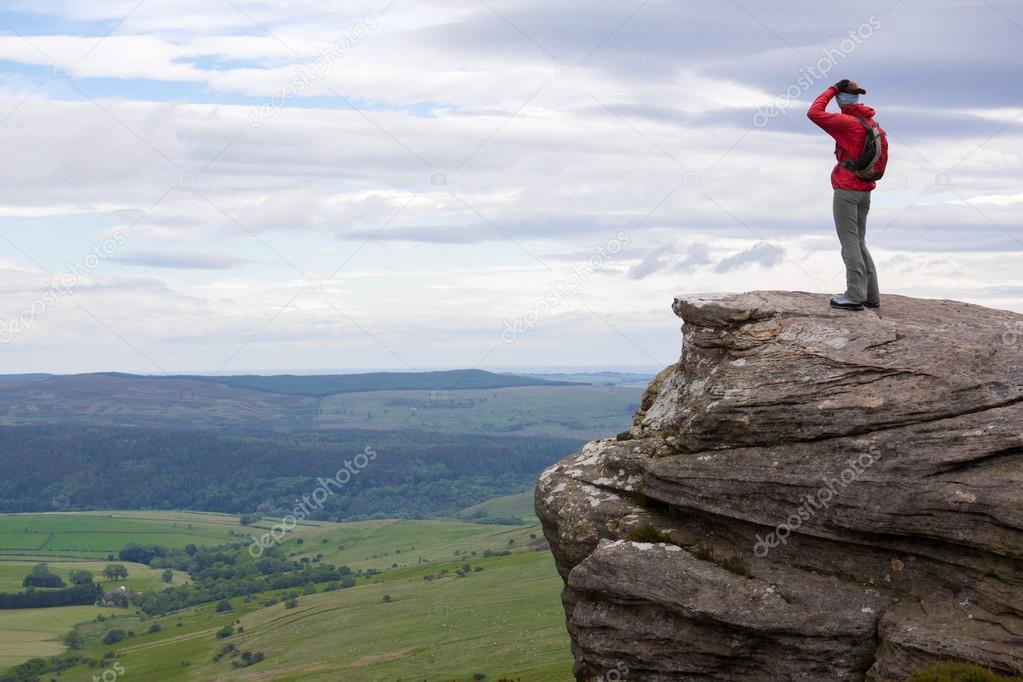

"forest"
[0,425,580,519]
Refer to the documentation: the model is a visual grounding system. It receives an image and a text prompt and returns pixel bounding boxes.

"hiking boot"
[865,300,881,309]
[830,295,865,311]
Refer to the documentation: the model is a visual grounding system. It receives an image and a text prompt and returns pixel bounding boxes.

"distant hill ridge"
[0,369,639,438]
[89,369,576,397]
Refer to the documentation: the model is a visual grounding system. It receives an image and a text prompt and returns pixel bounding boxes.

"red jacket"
[807,87,877,191]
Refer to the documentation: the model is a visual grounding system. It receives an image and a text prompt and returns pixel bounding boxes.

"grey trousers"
[833,189,879,304]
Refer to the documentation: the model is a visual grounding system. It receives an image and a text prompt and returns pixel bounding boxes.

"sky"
[0,0,1020,375]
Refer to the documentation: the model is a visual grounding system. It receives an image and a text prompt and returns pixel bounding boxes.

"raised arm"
[807,86,859,140]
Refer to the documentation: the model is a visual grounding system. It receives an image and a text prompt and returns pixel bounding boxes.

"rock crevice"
[537,291,1023,681]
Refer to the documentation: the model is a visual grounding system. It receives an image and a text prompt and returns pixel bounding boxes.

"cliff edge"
[537,291,1023,681]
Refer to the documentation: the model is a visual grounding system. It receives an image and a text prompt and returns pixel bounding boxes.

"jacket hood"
[841,102,876,118]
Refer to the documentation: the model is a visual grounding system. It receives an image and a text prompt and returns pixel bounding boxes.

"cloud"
[113,251,250,269]
[715,242,785,273]
[627,251,667,280]
[674,243,713,273]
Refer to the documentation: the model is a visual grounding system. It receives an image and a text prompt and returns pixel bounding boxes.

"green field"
[274,517,543,573]
[0,511,260,559]
[49,550,571,681]
[456,490,536,521]
[0,561,187,593]
[0,512,246,669]
[0,605,124,667]
[0,510,574,680]
[0,558,182,668]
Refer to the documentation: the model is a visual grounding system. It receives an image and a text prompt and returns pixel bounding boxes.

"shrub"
[215,599,232,613]
[239,513,262,526]
[101,629,125,645]
[232,650,265,668]
[626,524,670,544]
[68,570,94,585]
[215,625,234,639]
[213,643,237,661]
[147,623,162,634]
[63,630,84,649]
[118,543,165,564]
[283,597,298,609]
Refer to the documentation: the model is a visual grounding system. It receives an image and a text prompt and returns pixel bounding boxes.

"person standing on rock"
[807,79,889,311]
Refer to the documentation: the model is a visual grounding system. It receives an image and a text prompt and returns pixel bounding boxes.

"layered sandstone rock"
[537,291,1023,681]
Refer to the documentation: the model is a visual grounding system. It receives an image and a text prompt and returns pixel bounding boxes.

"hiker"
[807,79,888,311]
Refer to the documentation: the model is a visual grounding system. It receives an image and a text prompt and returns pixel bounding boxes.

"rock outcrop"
[537,291,1023,681]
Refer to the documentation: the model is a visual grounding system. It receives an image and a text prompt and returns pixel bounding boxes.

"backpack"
[842,114,888,182]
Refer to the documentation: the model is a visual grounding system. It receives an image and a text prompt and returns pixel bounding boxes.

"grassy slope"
[261,517,542,575]
[50,551,572,682]
[0,512,573,681]
[0,605,124,667]
[228,551,570,682]
[456,491,536,521]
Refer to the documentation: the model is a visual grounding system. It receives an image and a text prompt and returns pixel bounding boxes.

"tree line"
[0,583,100,609]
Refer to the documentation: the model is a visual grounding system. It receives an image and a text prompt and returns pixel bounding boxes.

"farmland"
[0,509,575,681]
[0,511,273,560]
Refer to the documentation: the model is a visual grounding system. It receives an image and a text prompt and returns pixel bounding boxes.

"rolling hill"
[0,370,640,439]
